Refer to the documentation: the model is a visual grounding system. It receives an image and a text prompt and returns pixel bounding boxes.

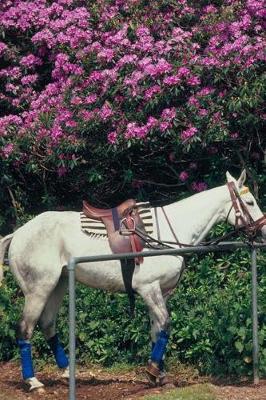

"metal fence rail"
[67,241,266,400]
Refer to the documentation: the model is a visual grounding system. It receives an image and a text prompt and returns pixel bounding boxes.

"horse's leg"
[17,291,54,391]
[38,274,69,377]
[138,282,170,386]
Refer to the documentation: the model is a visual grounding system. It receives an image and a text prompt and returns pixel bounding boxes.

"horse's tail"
[0,234,13,286]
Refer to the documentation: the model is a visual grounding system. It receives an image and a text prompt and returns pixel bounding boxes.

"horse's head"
[224,170,266,241]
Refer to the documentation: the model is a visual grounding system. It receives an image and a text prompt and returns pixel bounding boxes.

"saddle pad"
[80,202,153,238]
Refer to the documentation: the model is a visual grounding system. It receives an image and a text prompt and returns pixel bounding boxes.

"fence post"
[251,247,259,385]
[68,258,77,400]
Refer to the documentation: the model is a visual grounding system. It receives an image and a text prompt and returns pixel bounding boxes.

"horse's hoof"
[158,372,168,386]
[61,366,69,379]
[26,377,44,392]
[145,362,160,387]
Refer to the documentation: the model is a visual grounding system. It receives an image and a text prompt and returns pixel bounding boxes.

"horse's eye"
[246,200,254,206]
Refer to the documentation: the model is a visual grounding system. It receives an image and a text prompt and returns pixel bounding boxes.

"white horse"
[0,170,265,391]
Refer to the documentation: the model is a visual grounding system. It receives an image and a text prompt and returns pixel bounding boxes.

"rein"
[123,183,266,250]
[227,182,266,239]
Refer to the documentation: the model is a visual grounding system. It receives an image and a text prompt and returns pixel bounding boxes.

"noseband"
[227,182,266,238]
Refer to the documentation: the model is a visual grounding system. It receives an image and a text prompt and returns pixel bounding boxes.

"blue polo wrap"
[17,339,34,380]
[151,330,169,365]
[48,334,69,368]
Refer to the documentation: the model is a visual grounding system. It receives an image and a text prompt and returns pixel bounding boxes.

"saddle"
[82,199,145,263]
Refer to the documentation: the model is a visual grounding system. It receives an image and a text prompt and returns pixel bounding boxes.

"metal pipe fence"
[67,241,266,400]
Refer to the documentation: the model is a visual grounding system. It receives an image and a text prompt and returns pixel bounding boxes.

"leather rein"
[227,182,266,239]
[123,182,266,249]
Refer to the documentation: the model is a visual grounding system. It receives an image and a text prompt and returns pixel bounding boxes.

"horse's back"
[8,211,79,266]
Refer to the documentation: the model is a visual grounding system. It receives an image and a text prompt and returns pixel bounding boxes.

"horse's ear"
[226,171,235,183]
[237,169,246,188]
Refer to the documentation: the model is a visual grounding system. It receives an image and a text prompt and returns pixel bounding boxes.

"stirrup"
[119,217,136,235]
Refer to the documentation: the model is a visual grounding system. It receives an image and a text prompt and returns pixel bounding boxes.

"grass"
[142,384,217,400]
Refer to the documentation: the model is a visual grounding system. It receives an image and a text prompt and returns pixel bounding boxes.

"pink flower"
[187,75,201,86]
[107,131,117,144]
[197,87,214,97]
[198,108,208,116]
[85,94,97,104]
[179,171,189,182]
[146,117,158,129]
[161,108,176,121]
[181,126,198,140]
[230,132,239,139]
[192,182,208,192]
[98,48,115,62]
[99,103,113,121]
[58,166,67,177]
[20,54,42,68]
[178,67,190,77]
[21,74,38,85]
[144,85,161,100]
[71,96,82,105]
[188,96,200,108]
[163,75,180,86]
[125,122,149,139]
[160,121,171,132]
[2,143,14,158]
[0,42,7,55]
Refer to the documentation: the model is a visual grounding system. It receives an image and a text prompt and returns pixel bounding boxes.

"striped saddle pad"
[80,202,153,238]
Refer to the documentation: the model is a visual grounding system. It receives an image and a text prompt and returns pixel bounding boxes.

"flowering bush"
[0,0,266,376]
[0,0,265,227]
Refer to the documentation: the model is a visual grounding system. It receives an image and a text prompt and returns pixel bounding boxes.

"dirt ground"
[0,361,266,400]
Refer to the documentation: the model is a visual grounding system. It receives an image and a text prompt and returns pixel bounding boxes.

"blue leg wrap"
[151,330,169,366]
[17,339,34,380]
[152,342,164,371]
[48,334,69,369]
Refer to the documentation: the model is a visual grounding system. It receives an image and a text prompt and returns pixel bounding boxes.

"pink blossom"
[2,143,14,158]
[178,67,190,77]
[58,166,67,177]
[188,96,200,107]
[21,74,38,85]
[99,103,113,121]
[0,42,7,55]
[98,48,115,62]
[146,117,158,129]
[161,108,176,121]
[192,182,208,192]
[198,109,208,116]
[160,121,171,132]
[71,96,82,105]
[230,132,239,139]
[197,87,215,97]
[179,171,189,182]
[125,122,149,139]
[187,75,201,86]
[85,94,97,104]
[20,54,42,68]
[80,110,95,121]
[203,5,217,14]
[144,85,161,100]
[163,75,180,86]
[181,126,198,140]
[107,131,117,144]
[65,120,77,128]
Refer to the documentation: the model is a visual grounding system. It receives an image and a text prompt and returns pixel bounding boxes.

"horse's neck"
[152,185,229,245]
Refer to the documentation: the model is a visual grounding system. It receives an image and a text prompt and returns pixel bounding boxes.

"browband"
[240,187,249,196]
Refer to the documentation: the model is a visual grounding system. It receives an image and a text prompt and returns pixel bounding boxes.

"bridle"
[227,182,266,239]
